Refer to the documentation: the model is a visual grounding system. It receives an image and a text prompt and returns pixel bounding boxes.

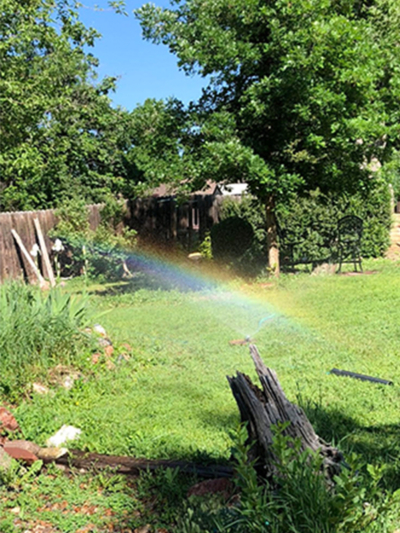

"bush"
[277,180,392,263]
[0,283,91,398]
[52,196,137,280]
[210,180,391,274]
[210,196,267,274]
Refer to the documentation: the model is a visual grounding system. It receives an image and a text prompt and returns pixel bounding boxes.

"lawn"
[3,258,400,531]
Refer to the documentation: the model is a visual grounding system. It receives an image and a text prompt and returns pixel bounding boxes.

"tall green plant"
[0,284,91,398]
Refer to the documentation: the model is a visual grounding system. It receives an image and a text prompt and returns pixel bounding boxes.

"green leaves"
[136,0,400,205]
[0,0,133,211]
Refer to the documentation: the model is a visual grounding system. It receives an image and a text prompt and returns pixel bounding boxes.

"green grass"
[4,259,400,530]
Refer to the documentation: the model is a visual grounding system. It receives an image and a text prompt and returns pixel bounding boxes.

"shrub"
[52,195,137,280]
[0,283,91,398]
[210,180,391,274]
[211,195,267,274]
[277,180,392,262]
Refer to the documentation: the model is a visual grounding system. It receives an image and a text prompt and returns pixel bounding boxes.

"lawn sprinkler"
[229,335,251,346]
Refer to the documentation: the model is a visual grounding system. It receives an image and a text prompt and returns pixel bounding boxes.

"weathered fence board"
[0,205,103,283]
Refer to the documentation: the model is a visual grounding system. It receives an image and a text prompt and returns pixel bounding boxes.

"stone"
[37,447,68,461]
[93,324,107,337]
[46,425,81,447]
[104,344,114,357]
[3,442,38,465]
[188,252,202,262]
[3,440,40,456]
[0,407,19,432]
[32,383,50,395]
[62,376,75,390]
[187,478,234,499]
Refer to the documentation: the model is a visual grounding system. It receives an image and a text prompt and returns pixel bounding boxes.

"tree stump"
[227,344,343,480]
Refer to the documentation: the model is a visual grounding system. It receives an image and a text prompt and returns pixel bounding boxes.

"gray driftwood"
[227,344,342,479]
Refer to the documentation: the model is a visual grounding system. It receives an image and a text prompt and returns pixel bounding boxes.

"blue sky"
[78,0,206,110]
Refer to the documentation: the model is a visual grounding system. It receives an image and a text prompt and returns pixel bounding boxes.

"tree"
[0,0,133,211]
[137,0,400,272]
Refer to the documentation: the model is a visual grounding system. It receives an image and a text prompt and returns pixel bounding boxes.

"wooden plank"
[34,218,56,287]
[54,449,233,479]
[11,229,46,287]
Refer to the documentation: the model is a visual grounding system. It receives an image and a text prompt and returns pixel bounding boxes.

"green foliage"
[211,217,254,262]
[178,424,398,532]
[0,0,134,211]
[0,283,91,398]
[198,232,213,260]
[0,462,140,533]
[278,181,391,262]
[137,0,400,199]
[53,196,137,280]
[218,196,267,273]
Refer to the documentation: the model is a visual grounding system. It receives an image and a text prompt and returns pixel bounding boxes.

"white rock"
[46,425,81,448]
[32,382,49,395]
[93,324,107,337]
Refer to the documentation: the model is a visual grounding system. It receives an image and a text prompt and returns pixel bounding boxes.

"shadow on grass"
[93,270,214,297]
[302,400,400,490]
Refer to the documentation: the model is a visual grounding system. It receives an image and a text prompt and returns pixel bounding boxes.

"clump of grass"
[0,283,92,398]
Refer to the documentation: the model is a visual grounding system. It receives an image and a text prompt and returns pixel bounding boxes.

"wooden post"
[11,229,46,287]
[266,195,280,276]
[34,218,56,287]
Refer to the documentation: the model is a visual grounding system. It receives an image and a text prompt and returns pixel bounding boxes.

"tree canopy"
[0,0,133,211]
[137,0,400,268]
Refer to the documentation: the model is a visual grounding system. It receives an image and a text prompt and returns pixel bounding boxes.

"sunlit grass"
[14,258,400,490]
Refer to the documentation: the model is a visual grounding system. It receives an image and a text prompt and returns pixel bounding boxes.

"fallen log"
[227,344,343,480]
[52,449,233,479]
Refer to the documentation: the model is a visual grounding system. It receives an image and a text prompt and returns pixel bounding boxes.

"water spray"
[229,314,277,345]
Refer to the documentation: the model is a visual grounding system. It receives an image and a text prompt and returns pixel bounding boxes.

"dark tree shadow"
[301,400,400,490]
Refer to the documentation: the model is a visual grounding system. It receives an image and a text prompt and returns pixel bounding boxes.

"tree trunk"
[265,195,280,276]
[227,345,343,481]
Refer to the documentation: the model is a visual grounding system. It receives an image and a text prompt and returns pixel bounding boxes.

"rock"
[0,407,19,432]
[187,478,234,499]
[104,344,114,357]
[188,252,202,262]
[91,353,101,364]
[93,324,107,337]
[0,447,12,471]
[62,376,75,390]
[32,383,50,395]
[46,425,81,447]
[3,440,40,456]
[37,447,68,461]
[98,337,112,348]
[3,441,38,465]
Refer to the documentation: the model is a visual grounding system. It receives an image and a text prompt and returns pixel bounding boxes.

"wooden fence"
[0,194,225,283]
[0,205,102,283]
